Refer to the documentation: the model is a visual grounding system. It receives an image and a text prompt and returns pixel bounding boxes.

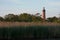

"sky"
[0,0,60,18]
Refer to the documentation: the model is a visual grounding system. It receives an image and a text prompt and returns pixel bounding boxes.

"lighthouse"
[42,7,46,20]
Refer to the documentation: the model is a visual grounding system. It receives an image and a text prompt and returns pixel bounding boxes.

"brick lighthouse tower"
[42,7,46,20]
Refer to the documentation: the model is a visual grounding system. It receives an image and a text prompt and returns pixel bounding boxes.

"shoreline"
[0,22,60,27]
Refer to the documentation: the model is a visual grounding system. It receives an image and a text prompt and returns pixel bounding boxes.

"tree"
[18,13,32,22]
[4,14,19,22]
[31,14,43,22]
[0,16,4,21]
[47,16,58,22]
[2,13,46,22]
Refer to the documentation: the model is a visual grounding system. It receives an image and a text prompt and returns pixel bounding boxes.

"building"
[41,7,46,20]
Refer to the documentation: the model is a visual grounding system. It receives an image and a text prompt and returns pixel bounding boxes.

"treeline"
[0,13,42,22]
[0,13,60,23]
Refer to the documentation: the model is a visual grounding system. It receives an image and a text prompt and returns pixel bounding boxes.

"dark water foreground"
[0,26,60,40]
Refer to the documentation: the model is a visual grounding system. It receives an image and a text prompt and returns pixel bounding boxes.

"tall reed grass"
[0,26,60,39]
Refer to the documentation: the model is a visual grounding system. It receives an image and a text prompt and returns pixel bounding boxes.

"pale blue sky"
[0,0,60,18]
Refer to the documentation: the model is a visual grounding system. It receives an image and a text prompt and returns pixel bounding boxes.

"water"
[0,26,60,40]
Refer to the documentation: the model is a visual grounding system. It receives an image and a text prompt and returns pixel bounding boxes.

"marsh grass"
[0,22,60,27]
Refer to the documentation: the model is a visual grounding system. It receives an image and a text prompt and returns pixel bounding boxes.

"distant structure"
[41,7,46,20]
[35,13,40,16]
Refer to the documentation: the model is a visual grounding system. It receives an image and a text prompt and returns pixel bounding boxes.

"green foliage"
[0,16,4,21]
[55,20,60,23]
[0,13,60,22]
[18,13,42,22]
[32,15,42,22]
[2,13,42,22]
[4,14,19,22]
[47,16,59,22]
[18,13,32,22]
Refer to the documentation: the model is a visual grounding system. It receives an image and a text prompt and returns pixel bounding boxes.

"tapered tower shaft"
[42,7,46,20]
